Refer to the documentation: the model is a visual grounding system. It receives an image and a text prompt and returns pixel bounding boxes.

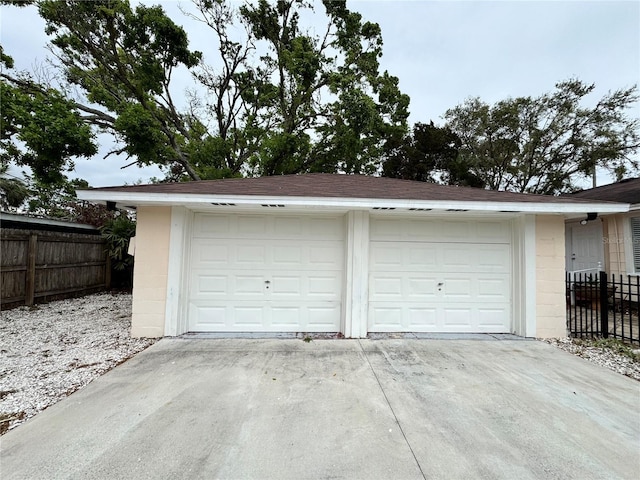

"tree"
[26,0,408,181]
[0,47,98,213]
[444,80,640,194]
[382,121,483,187]
[0,164,29,210]
[34,0,204,180]
[231,0,410,175]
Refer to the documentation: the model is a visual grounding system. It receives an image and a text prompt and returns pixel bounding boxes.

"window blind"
[632,217,640,271]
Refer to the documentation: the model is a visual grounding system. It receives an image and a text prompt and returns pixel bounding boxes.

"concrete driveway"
[1,338,639,479]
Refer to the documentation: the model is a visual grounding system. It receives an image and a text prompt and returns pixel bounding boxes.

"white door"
[188,213,345,332]
[565,222,604,273]
[368,218,512,333]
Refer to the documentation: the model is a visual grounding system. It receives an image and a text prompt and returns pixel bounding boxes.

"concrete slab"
[361,339,640,479]
[1,338,639,480]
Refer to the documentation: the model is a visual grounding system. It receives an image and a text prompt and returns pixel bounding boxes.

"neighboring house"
[566,177,640,277]
[77,174,628,339]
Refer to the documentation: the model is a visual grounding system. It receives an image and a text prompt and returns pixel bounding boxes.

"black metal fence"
[566,271,640,346]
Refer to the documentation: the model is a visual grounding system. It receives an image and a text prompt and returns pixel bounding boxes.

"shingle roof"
[83,173,610,205]
[569,177,640,204]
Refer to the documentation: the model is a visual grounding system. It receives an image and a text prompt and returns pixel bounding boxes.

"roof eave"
[76,190,630,215]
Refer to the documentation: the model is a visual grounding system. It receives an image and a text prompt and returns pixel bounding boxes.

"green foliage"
[444,79,640,194]
[100,214,136,271]
[25,177,90,218]
[232,0,410,175]
[0,68,97,186]
[0,165,29,209]
[382,121,483,186]
[4,0,409,184]
[38,0,203,180]
[65,201,117,227]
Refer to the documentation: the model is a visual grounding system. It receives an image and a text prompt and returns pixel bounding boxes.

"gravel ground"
[542,337,640,381]
[0,293,156,434]
[1,293,638,435]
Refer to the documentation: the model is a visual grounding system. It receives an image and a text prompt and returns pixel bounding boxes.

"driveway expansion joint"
[357,339,427,480]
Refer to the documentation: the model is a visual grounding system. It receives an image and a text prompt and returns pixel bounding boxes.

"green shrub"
[100,215,136,271]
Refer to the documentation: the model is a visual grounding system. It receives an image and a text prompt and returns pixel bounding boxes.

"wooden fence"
[1,221,110,309]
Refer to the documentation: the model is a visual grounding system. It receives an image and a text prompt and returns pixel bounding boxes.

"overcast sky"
[1,0,639,187]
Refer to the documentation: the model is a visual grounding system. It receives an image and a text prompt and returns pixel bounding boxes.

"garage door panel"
[307,276,342,297]
[370,276,403,298]
[188,213,344,332]
[237,216,268,235]
[408,247,438,267]
[273,216,303,236]
[270,307,300,326]
[442,307,473,326]
[371,218,511,243]
[270,275,301,296]
[308,244,345,268]
[369,307,403,329]
[191,241,229,265]
[197,275,227,295]
[236,245,267,265]
[273,245,301,264]
[408,277,438,297]
[234,275,267,295]
[307,306,343,328]
[478,308,510,328]
[477,278,510,299]
[189,304,227,329]
[475,245,511,271]
[196,215,230,236]
[442,279,473,299]
[408,308,438,327]
[369,245,402,266]
[369,218,512,333]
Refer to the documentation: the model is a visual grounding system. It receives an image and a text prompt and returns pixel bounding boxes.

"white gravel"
[1,293,638,435]
[542,337,640,381]
[0,293,156,434]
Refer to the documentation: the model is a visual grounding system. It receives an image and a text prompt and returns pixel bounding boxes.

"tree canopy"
[0,46,97,213]
[12,0,408,183]
[443,80,640,194]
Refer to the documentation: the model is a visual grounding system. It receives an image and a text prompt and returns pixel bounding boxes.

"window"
[632,217,640,271]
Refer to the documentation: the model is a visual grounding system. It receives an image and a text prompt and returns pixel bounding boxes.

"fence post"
[599,271,609,338]
[25,234,37,306]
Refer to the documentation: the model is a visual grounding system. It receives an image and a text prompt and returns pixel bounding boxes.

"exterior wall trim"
[343,211,370,338]
[165,206,190,336]
[77,190,629,215]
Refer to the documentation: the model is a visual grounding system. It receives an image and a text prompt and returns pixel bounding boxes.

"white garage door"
[188,213,344,332]
[369,218,512,333]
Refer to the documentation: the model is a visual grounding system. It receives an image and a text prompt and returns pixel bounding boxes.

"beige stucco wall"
[131,206,171,337]
[535,215,567,338]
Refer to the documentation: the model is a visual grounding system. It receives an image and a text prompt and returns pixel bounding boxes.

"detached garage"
[78,174,628,339]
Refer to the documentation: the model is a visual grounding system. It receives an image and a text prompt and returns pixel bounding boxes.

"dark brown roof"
[84,173,618,205]
[569,177,640,204]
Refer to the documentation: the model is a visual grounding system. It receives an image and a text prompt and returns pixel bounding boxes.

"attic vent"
[499,210,521,213]
[446,209,469,212]
[211,202,236,206]
[261,204,285,208]
[408,208,432,211]
[372,207,396,210]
